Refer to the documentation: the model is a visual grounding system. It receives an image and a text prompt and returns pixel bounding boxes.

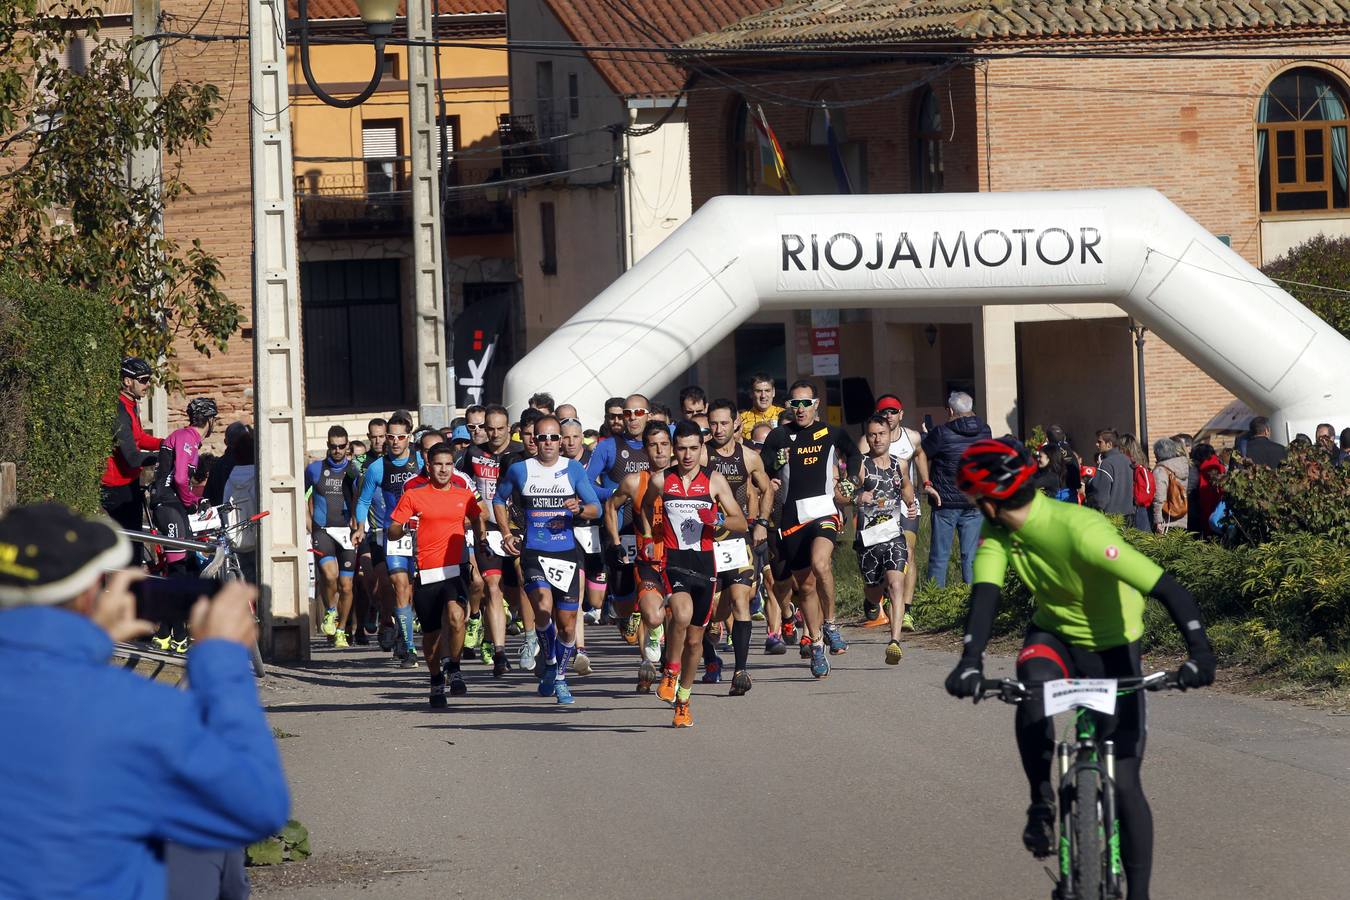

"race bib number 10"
[386,533,414,557]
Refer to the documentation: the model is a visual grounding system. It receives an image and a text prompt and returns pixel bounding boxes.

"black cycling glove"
[1177,649,1217,690]
[945,660,984,699]
[1149,573,1216,689]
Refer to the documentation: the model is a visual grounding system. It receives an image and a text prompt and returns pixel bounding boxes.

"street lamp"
[296,0,400,108]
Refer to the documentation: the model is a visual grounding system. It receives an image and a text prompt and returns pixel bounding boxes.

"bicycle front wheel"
[1073,767,1104,899]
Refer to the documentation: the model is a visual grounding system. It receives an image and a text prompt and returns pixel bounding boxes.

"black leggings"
[1015,627,1154,900]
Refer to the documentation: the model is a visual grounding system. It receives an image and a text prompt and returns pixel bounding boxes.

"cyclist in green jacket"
[944,438,1215,900]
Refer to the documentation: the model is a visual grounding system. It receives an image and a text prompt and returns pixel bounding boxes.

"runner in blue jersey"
[353,411,424,667]
[585,393,651,638]
[495,415,601,705]
[306,425,358,648]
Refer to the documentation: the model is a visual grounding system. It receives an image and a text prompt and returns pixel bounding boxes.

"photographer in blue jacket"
[0,503,290,899]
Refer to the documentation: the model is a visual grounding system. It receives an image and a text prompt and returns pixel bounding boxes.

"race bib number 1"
[325,527,354,551]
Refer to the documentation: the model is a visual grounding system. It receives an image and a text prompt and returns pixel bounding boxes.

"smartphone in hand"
[133,577,216,625]
[922,414,935,433]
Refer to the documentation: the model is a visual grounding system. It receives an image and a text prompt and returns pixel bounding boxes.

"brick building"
[675,1,1350,446]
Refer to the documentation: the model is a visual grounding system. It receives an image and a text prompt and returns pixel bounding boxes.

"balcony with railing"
[294,158,513,240]
[498,113,569,178]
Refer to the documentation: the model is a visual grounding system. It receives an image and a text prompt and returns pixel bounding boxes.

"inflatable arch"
[504,189,1350,439]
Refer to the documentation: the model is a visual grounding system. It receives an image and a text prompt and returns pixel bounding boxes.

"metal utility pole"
[130,0,168,436]
[248,0,309,660]
[407,0,450,427]
[1131,320,1150,449]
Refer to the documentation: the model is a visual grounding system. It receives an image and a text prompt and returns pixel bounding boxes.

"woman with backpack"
[1120,433,1153,531]
[1151,437,1190,533]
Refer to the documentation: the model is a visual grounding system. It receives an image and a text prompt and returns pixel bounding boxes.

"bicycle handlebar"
[972,670,1181,705]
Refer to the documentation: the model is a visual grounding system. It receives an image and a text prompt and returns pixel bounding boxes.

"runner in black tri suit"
[561,414,602,675]
[704,399,774,696]
[586,394,652,643]
[759,380,862,679]
[851,415,918,665]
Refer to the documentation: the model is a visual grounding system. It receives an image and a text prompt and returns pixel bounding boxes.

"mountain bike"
[974,671,1182,900]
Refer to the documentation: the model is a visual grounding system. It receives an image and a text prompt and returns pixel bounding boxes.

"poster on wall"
[775,209,1108,293]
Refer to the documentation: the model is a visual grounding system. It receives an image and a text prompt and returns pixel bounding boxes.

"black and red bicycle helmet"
[957,438,1038,500]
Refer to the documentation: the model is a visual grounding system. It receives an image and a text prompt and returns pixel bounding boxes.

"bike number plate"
[1042,678,1117,717]
[188,506,220,534]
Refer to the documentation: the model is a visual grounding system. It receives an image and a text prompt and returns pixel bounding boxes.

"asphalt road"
[257,625,1350,899]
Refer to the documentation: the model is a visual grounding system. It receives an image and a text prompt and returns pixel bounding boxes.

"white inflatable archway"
[504,189,1350,438]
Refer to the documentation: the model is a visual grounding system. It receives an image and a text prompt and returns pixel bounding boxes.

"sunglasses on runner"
[535,433,562,443]
[623,408,648,419]
[877,408,900,416]
[786,398,817,410]
[559,417,582,427]
[327,442,348,451]
[134,375,152,385]
[467,422,485,430]
[749,440,764,449]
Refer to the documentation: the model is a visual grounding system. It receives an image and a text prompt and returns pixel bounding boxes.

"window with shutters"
[431,115,459,184]
[568,73,579,119]
[300,259,408,411]
[362,119,402,195]
[912,88,944,193]
[1257,67,1350,215]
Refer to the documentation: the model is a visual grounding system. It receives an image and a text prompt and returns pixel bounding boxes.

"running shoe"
[518,633,539,673]
[464,616,484,651]
[799,634,813,659]
[885,640,903,665]
[764,634,788,655]
[378,625,397,652]
[538,663,557,697]
[400,648,421,669]
[729,670,752,696]
[781,617,797,642]
[643,626,663,663]
[862,602,890,629]
[750,595,766,621]
[624,611,641,645]
[334,631,350,649]
[479,642,494,666]
[353,627,370,646]
[601,598,616,624]
[554,680,575,705]
[672,699,693,728]
[637,660,658,694]
[493,649,510,678]
[810,642,830,678]
[320,608,337,637]
[506,617,523,637]
[702,656,723,684]
[574,649,592,676]
[1023,803,1055,859]
[412,619,421,635]
[583,607,602,626]
[903,611,915,631]
[448,671,468,697]
[429,679,447,709]
[824,623,849,655]
[171,637,190,655]
[151,635,172,652]
[657,670,678,704]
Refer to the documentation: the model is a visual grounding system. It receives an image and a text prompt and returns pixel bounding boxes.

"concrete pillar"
[248,0,308,660]
[407,0,449,427]
[975,306,1020,436]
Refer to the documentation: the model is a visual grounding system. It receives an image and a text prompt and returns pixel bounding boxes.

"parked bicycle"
[974,671,1183,900]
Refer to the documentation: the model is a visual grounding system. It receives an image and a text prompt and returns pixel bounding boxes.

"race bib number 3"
[325,527,354,551]
[1042,679,1118,718]
[714,538,750,572]
[386,533,414,557]
[542,557,578,592]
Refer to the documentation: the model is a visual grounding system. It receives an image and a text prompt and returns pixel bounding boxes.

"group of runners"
[303,374,933,727]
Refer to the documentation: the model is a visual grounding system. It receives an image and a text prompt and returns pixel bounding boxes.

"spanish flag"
[753,104,796,195]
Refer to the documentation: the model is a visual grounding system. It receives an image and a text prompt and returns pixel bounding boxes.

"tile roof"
[539,0,780,96]
[291,0,503,20]
[682,0,1350,50]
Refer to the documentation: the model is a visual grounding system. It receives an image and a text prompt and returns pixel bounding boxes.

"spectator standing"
[1031,443,1068,500]
[1043,424,1082,499]
[528,392,555,414]
[920,391,991,586]
[205,421,250,507]
[1151,438,1190,533]
[1172,433,1197,528]
[1314,423,1337,459]
[1119,433,1153,531]
[678,385,708,418]
[0,503,289,900]
[1191,443,1226,537]
[739,372,785,441]
[223,432,259,584]
[101,357,162,542]
[1084,429,1135,516]
[1337,428,1350,466]
[1241,416,1287,468]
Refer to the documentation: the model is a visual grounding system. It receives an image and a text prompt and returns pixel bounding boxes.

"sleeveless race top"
[708,443,750,540]
[661,467,716,553]
[889,426,919,487]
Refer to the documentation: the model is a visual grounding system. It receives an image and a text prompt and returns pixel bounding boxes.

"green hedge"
[0,269,120,515]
